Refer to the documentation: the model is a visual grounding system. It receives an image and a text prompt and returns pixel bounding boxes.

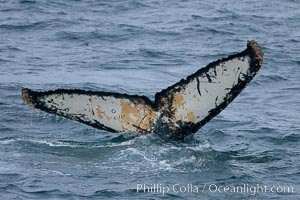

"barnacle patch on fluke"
[22,88,36,107]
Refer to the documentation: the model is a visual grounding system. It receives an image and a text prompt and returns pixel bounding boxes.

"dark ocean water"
[0,0,299,199]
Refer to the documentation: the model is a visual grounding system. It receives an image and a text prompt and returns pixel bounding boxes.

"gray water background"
[0,0,299,199]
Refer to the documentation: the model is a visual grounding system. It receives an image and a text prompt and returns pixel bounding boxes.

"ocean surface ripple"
[0,0,299,199]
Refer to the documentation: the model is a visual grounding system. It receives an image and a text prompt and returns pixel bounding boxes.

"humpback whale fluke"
[22,40,263,140]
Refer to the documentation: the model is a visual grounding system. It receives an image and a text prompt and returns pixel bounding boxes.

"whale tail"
[22,40,263,140]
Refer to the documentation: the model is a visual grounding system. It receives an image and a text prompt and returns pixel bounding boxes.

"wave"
[0,21,47,31]
[55,31,128,42]
[254,74,289,85]
[260,133,300,145]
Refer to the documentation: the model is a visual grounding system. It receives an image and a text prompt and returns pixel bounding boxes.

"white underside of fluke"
[167,56,250,124]
[39,93,158,132]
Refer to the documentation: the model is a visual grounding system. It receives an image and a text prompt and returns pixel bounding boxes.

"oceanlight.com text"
[136,183,294,196]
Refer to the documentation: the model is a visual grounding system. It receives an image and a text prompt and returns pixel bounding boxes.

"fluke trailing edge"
[22,41,263,140]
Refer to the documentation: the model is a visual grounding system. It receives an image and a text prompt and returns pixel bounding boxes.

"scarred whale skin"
[22,40,263,140]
